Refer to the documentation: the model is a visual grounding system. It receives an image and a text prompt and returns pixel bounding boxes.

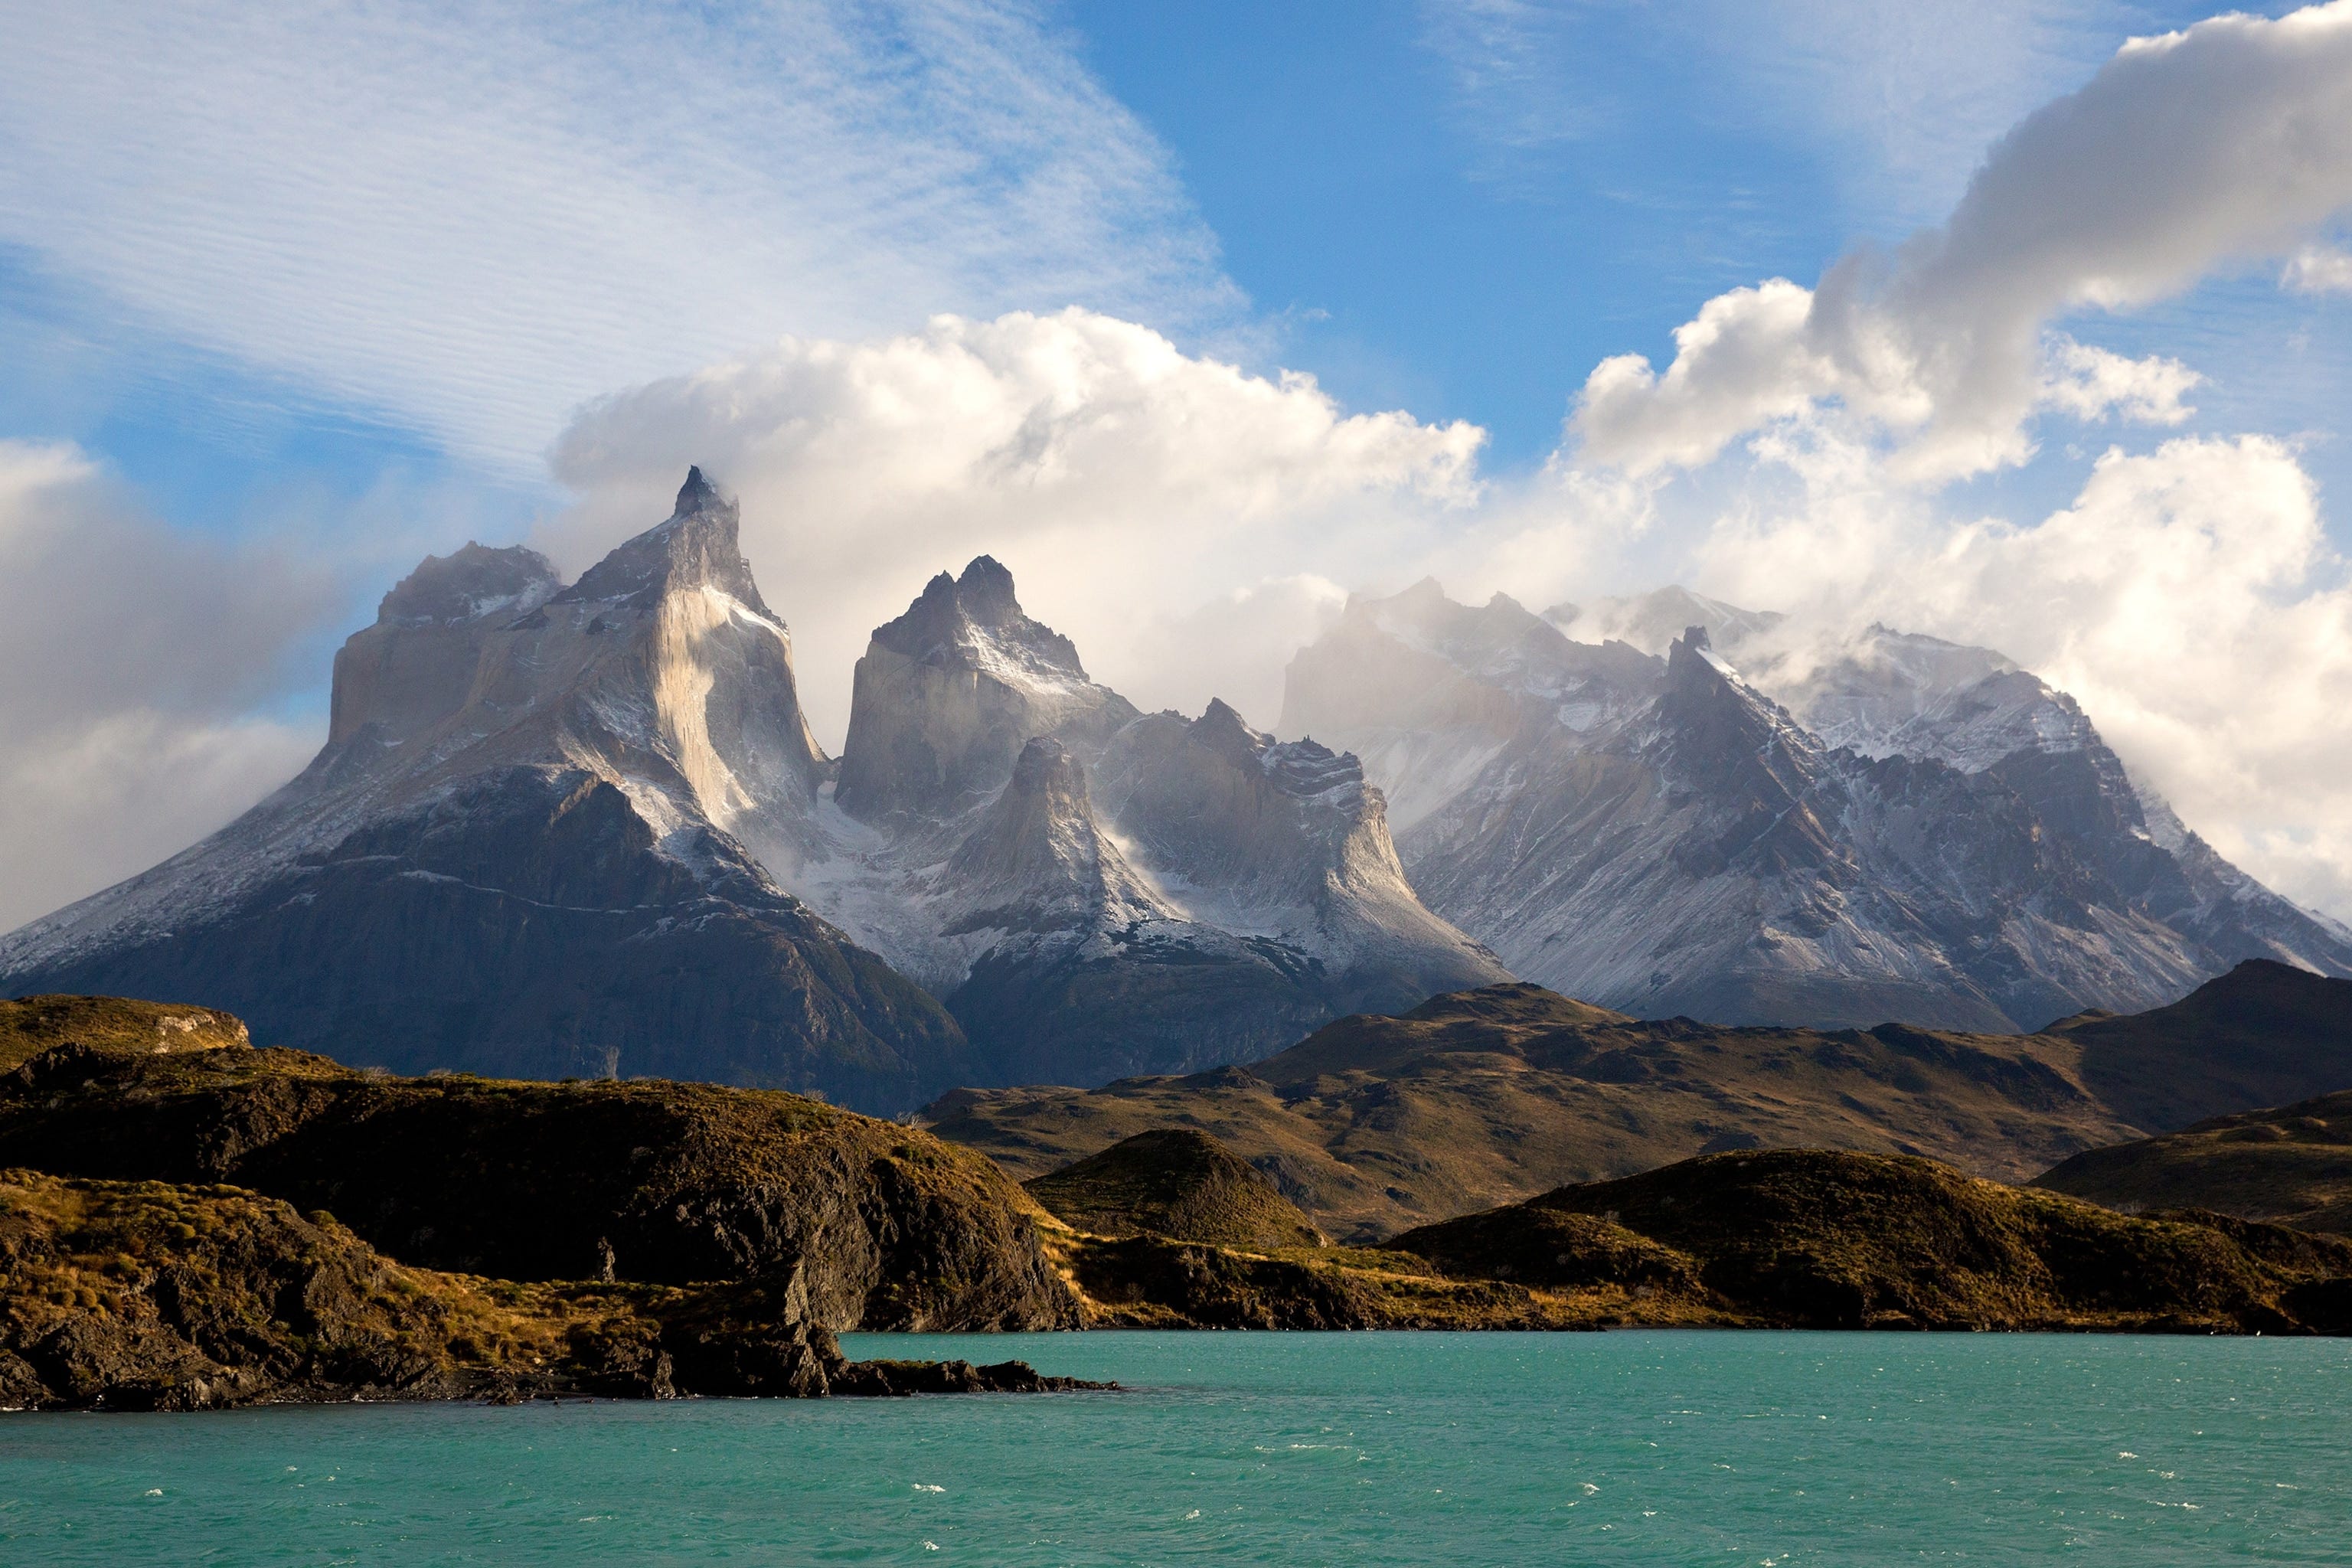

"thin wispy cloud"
[0,1,1238,472]
[1416,0,2134,228]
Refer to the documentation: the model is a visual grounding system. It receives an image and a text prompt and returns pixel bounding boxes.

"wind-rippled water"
[3,1331,2347,1563]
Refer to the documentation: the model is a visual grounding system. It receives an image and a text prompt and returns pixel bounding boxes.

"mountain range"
[5,468,2347,1109]
[1281,581,2352,1031]
[0,471,1498,1109]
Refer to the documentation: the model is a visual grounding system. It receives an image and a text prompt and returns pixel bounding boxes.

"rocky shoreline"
[0,1169,1109,1413]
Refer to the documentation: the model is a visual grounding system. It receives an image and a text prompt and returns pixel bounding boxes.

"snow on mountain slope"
[0,471,973,1111]
[1284,583,2352,1031]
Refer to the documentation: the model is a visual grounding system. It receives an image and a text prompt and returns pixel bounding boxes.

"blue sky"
[5,1,2324,530]
[7,0,2352,925]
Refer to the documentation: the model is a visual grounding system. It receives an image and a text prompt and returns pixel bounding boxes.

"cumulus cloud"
[0,443,330,929]
[1571,2,2352,480]
[0,2,1233,470]
[545,309,1485,741]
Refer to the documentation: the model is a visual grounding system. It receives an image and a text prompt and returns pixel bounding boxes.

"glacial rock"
[0,471,972,1112]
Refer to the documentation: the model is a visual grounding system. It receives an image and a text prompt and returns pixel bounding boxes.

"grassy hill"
[2035,1089,2352,1233]
[1025,1129,1325,1249]
[1383,1148,2352,1333]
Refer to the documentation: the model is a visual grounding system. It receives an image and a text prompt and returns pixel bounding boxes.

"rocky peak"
[872,555,1086,680]
[376,543,559,628]
[837,559,1137,824]
[553,467,773,616]
[1653,625,1827,803]
[1006,734,1090,812]
[1188,700,1361,800]
[1191,698,1267,772]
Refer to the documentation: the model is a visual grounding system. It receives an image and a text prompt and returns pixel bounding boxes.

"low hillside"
[2035,1089,2352,1233]
[931,967,2352,1242]
[0,995,248,1071]
[1026,1130,1325,1249]
[927,983,2141,1240]
[0,1170,1099,1410]
[2048,960,2352,1132]
[0,1036,1077,1331]
[1387,1148,2352,1333]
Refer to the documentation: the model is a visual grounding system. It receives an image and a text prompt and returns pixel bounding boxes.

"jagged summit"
[837,557,1136,822]
[376,542,558,628]
[871,555,1087,680]
[554,466,771,615]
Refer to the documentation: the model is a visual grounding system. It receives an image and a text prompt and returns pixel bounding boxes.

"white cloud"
[1570,2,2352,481]
[0,443,333,929]
[2285,243,2352,292]
[544,309,1485,743]
[0,2,1234,472]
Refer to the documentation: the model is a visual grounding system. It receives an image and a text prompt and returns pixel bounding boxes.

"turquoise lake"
[2,1331,2347,1563]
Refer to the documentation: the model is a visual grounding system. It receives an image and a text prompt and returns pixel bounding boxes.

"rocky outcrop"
[1025,1129,1325,1250]
[0,1168,1104,1411]
[0,1037,1080,1331]
[0,995,247,1071]
[1282,582,2352,1031]
[0,471,972,1113]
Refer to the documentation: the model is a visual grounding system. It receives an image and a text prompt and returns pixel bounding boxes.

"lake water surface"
[2,1331,2347,1563]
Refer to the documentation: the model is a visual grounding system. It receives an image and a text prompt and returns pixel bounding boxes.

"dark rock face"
[1283,584,2352,1031]
[1026,1129,1325,1250]
[930,734,1351,1086]
[0,1169,1106,1411]
[9,768,975,1112]
[0,472,970,1114]
[1391,1148,2352,1333]
[28,771,973,1105]
[0,1040,1080,1331]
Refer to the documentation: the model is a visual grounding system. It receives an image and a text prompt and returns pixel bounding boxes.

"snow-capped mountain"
[0,472,1501,1102]
[1283,582,2352,1031]
[794,560,1508,1084]
[0,470,972,1111]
